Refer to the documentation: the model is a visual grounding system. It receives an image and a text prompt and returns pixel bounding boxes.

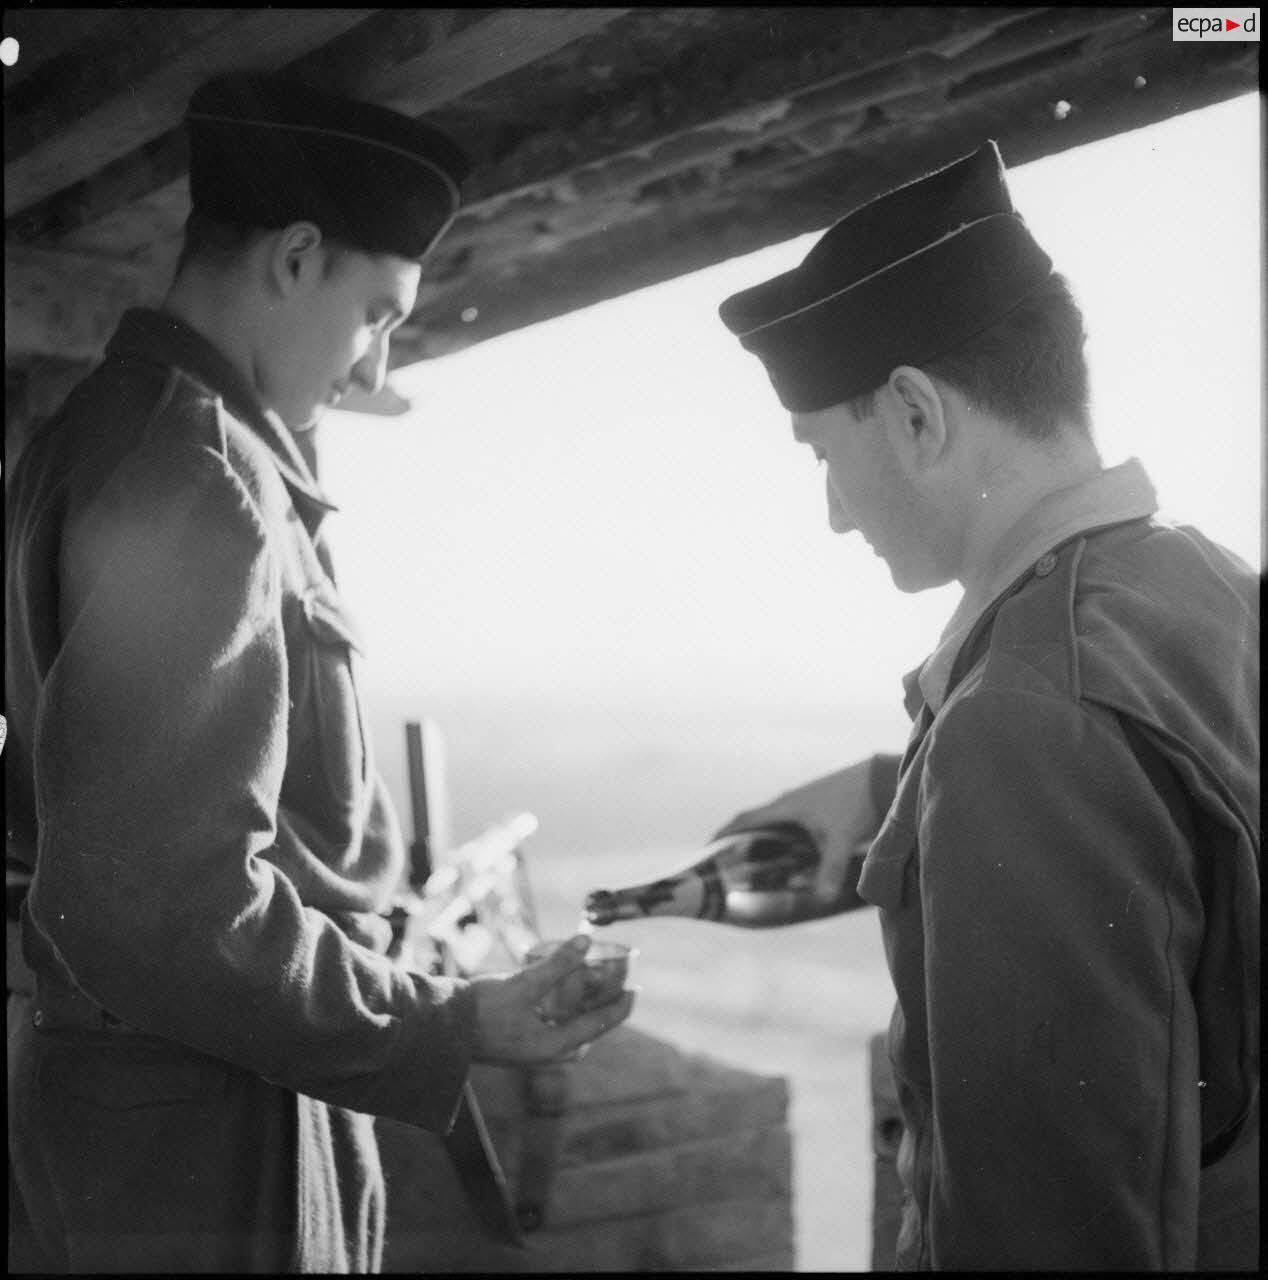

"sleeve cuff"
[359,972,477,1133]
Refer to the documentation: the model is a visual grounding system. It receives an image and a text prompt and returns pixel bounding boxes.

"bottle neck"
[585,865,720,925]
[583,826,819,926]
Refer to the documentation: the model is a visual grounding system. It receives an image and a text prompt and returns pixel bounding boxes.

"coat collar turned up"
[105,308,339,533]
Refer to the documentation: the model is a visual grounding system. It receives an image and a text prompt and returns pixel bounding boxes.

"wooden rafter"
[6,8,630,244]
[2,4,1257,394]
[426,6,1163,276]
[393,22,1256,364]
[4,10,378,219]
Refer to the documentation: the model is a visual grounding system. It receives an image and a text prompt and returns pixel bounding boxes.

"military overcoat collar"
[106,308,340,535]
[917,458,1159,714]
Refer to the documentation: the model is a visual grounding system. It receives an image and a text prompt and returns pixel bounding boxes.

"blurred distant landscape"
[365,688,910,863]
[365,688,905,1270]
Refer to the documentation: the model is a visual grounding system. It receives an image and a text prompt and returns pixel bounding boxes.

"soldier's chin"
[291,408,324,433]
[884,556,923,594]
[888,558,951,595]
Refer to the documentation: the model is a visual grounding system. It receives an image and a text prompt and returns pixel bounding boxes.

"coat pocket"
[858,808,917,910]
[298,581,369,820]
[858,737,927,910]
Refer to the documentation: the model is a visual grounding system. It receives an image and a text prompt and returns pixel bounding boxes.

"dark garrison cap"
[185,73,469,261]
[718,141,1053,412]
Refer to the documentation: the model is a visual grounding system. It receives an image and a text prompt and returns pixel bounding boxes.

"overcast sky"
[321,92,1261,729]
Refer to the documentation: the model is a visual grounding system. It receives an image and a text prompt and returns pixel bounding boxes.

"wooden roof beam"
[34,6,1137,262]
[393,31,1256,365]
[4,10,377,219]
[422,8,1167,271]
[3,7,633,366]
[7,8,629,245]
[452,6,1163,220]
[291,7,633,117]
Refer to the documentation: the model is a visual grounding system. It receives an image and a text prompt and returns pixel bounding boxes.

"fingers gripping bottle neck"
[584,823,834,928]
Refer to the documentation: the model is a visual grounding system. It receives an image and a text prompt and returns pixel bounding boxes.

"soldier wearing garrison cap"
[6,73,632,1272]
[713,142,1258,1270]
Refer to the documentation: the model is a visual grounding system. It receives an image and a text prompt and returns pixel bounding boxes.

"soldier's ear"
[886,366,948,469]
[269,222,325,296]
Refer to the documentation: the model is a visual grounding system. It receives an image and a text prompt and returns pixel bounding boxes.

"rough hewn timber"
[442,6,1156,215]
[2,6,1257,397]
[388,31,1257,366]
[417,6,1162,287]
[3,10,377,218]
[5,8,629,245]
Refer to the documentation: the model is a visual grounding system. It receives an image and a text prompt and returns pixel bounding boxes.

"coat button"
[32,1009,44,1028]
[1034,552,1058,577]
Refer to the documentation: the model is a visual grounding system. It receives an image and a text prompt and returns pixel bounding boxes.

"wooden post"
[403,720,434,890]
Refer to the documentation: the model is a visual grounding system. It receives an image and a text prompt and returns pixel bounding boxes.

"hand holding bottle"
[585,823,825,927]
[467,934,634,1065]
[712,755,893,907]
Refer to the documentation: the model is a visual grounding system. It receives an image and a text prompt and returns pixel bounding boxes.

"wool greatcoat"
[856,465,1259,1270]
[5,308,478,1272]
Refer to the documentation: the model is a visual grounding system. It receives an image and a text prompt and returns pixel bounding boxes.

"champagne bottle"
[584,822,861,928]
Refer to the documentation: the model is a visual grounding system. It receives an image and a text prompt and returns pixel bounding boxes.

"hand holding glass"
[524,938,636,1024]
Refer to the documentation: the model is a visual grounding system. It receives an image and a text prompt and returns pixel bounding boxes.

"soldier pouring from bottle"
[588,142,1259,1271]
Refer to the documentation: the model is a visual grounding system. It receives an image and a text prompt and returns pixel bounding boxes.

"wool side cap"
[186,73,470,262]
[718,142,1053,412]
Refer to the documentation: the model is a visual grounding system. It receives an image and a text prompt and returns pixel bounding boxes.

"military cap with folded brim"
[718,141,1053,413]
[186,73,469,262]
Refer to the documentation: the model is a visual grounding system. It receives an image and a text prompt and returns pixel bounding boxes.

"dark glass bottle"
[584,823,854,928]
